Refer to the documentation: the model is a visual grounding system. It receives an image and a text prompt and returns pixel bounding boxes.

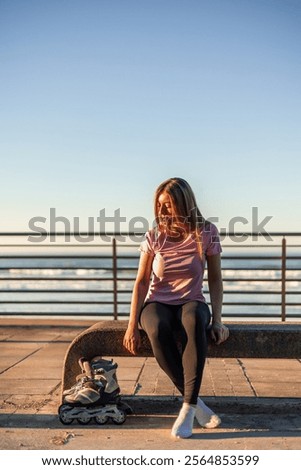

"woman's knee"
[180,301,210,331]
[140,303,173,340]
[147,319,173,344]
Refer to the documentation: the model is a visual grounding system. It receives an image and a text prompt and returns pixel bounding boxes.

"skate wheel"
[58,405,74,425]
[95,414,109,425]
[111,409,126,425]
[77,416,91,425]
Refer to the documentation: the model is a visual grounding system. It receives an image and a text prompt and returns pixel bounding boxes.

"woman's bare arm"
[207,253,229,344]
[207,253,223,323]
[123,251,154,354]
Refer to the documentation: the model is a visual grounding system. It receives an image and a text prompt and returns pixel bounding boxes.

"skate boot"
[59,356,127,425]
[63,357,102,405]
[63,373,86,397]
[91,357,120,397]
[91,356,133,414]
[63,376,102,405]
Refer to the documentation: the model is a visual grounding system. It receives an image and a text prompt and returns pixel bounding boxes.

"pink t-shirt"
[139,223,222,305]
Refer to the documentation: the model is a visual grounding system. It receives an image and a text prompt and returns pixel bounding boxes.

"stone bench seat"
[60,320,301,403]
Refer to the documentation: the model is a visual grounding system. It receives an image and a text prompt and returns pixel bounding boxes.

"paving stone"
[0,379,59,395]
[117,367,142,381]
[3,365,62,380]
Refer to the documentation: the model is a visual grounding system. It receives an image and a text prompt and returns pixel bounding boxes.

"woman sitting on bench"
[123,177,229,439]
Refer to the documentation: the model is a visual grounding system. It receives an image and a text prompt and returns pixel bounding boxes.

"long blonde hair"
[153,177,208,255]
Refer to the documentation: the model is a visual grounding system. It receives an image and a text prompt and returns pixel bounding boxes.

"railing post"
[281,236,286,322]
[112,237,118,320]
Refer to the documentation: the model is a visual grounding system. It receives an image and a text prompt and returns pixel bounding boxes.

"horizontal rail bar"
[0,300,115,304]
[0,255,113,259]
[0,277,299,282]
[0,268,286,272]
[1,289,299,295]
[0,312,299,318]
[0,277,114,281]
[0,267,115,270]
[0,276,299,280]
[0,244,117,248]
[1,231,301,236]
[1,243,299,248]
[0,301,288,305]
[0,256,299,262]
[1,267,299,271]
[0,312,116,316]
[0,289,116,293]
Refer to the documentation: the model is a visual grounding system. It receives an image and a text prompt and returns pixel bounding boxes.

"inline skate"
[59,356,127,425]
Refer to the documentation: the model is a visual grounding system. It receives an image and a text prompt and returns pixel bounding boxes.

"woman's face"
[157,192,173,226]
[157,190,188,237]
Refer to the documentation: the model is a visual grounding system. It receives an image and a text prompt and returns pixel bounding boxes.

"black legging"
[139,300,211,405]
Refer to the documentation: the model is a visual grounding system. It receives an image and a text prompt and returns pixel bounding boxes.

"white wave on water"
[1,267,108,277]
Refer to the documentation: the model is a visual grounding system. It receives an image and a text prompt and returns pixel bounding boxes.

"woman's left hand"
[211,321,229,345]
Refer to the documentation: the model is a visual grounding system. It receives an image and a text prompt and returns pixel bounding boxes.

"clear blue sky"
[1,0,300,233]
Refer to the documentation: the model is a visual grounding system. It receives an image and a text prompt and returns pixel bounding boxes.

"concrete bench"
[61,320,301,403]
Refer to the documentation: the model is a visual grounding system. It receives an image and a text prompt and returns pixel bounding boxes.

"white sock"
[171,403,196,439]
[195,397,221,429]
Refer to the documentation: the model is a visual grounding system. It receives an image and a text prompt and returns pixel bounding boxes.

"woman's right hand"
[211,321,229,345]
[123,326,141,355]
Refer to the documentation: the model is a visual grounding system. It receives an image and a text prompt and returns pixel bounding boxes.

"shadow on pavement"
[1,412,301,438]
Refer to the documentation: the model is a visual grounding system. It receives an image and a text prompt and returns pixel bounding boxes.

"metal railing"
[0,232,300,321]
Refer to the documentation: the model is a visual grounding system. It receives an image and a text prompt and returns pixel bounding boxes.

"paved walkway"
[0,320,301,450]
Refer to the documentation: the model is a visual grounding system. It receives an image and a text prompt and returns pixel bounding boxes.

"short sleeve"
[139,231,155,254]
[204,223,222,257]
